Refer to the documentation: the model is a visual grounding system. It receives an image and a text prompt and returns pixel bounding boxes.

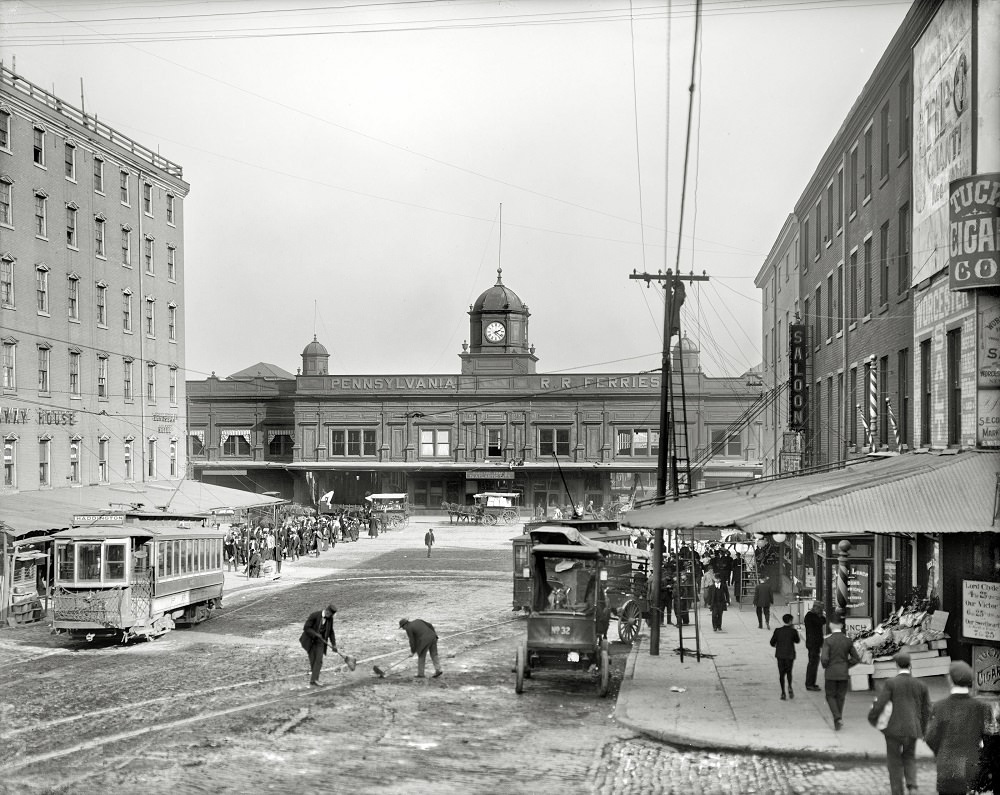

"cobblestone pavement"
[595,738,938,795]
[0,526,945,794]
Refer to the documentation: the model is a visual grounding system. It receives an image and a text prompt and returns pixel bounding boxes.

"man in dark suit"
[925,660,992,795]
[770,613,801,700]
[803,600,826,691]
[707,574,730,631]
[868,651,931,795]
[399,617,443,678]
[753,575,773,629]
[299,604,337,686]
[820,618,860,730]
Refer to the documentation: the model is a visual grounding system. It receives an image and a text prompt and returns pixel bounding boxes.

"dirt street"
[0,524,633,794]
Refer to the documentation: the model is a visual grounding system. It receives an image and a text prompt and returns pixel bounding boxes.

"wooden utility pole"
[629,268,709,655]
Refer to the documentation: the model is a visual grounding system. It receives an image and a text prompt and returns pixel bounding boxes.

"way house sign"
[788,325,808,431]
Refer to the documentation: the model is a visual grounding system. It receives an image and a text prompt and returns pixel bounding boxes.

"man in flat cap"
[399,618,442,679]
[868,650,931,795]
[925,660,992,795]
[299,604,337,686]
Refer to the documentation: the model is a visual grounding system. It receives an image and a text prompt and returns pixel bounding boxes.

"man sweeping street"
[300,604,337,686]
[399,617,443,678]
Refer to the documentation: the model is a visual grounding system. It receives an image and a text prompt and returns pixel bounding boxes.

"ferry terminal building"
[186,273,764,515]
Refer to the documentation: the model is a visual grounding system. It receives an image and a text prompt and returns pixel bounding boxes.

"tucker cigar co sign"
[788,325,808,431]
[949,173,1000,290]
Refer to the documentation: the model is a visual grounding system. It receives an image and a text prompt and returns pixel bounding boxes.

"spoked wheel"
[617,599,642,645]
[484,514,498,526]
[386,516,403,530]
[515,642,526,694]
[598,640,610,698]
[500,509,517,525]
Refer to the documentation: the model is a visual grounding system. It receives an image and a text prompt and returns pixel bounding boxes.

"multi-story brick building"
[187,272,765,513]
[755,214,800,476]
[0,65,189,493]
[748,0,1000,647]
[792,3,935,467]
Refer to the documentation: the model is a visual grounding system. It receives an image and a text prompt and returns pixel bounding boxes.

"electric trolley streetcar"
[52,513,226,643]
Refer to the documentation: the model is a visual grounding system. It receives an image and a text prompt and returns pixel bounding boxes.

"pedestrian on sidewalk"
[770,612,801,700]
[924,660,992,795]
[753,575,773,630]
[299,604,337,686]
[399,618,443,678]
[867,651,931,795]
[707,573,730,631]
[425,528,435,558]
[804,600,826,691]
[820,618,860,730]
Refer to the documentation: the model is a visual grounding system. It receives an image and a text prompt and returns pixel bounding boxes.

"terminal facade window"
[538,427,569,456]
[709,427,742,458]
[331,428,376,457]
[616,428,659,457]
[420,428,450,458]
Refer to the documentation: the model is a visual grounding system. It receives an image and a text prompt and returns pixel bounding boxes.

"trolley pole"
[629,269,708,656]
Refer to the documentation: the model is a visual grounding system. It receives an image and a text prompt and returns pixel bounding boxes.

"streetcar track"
[0,616,523,768]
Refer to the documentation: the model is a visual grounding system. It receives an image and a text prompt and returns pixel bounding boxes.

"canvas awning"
[622,450,999,536]
[0,480,284,535]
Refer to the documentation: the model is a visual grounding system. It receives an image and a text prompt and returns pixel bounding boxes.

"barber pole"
[885,397,901,451]
[868,355,878,452]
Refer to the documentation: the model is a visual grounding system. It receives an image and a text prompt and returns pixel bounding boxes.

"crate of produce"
[850,673,872,691]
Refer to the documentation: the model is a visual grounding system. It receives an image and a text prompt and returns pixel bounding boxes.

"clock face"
[484,321,506,343]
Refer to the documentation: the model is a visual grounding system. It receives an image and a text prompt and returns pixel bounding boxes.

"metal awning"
[0,480,284,535]
[622,450,999,536]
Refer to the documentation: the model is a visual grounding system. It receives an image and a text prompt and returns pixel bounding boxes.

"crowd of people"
[221,511,384,578]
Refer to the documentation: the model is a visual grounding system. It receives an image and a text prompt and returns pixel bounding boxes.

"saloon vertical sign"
[788,325,808,431]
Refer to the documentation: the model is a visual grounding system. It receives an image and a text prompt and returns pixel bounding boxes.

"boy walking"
[770,612,801,700]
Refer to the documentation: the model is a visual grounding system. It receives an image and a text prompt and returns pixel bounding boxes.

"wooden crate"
[850,673,872,691]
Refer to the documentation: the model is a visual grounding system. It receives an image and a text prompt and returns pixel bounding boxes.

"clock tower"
[460,269,538,375]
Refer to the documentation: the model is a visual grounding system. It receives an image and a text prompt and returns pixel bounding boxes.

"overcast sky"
[1,0,911,381]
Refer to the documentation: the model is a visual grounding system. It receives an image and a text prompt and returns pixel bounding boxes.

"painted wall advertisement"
[949,174,1000,290]
[962,579,1000,643]
[913,0,972,286]
[973,646,1000,693]
[980,292,1000,447]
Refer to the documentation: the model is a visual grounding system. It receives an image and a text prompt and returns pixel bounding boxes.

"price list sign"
[963,580,1000,643]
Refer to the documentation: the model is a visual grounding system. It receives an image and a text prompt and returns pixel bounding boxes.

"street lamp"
[771,533,787,544]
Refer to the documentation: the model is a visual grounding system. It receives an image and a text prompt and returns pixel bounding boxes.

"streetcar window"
[198,539,205,571]
[157,542,165,577]
[106,544,126,582]
[57,543,74,581]
[79,543,102,582]
[215,539,221,568]
[173,540,181,574]
[186,540,194,573]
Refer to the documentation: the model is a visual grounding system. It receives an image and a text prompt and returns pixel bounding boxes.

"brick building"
[755,213,800,476]
[0,65,190,493]
[750,0,1000,646]
[187,271,765,514]
[792,3,932,467]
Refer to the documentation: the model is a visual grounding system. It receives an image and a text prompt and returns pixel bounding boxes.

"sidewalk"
[615,594,950,760]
